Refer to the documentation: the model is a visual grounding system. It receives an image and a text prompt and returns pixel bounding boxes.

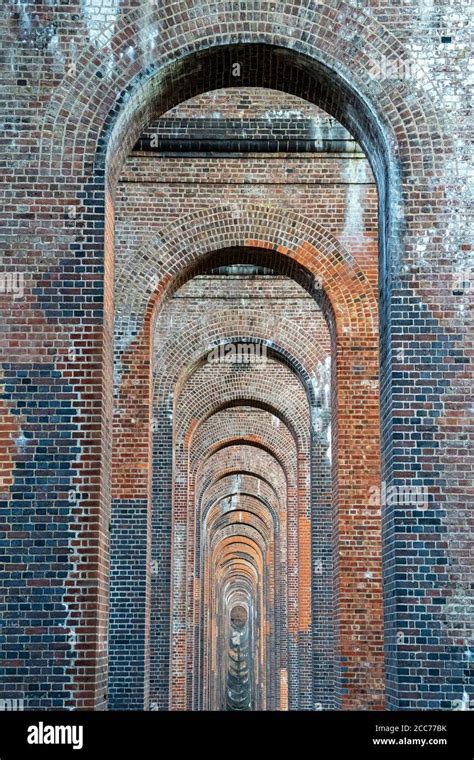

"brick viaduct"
[1,1,472,711]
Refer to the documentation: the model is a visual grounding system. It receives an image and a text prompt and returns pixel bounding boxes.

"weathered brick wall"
[1,0,472,711]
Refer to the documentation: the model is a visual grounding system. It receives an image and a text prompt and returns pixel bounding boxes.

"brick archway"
[111,201,382,709]
[55,24,428,708]
[39,6,450,186]
[3,2,468,712]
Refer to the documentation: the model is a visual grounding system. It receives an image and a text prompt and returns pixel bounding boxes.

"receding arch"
[112,206,382,708]
[115,210,376,341]
[103,22,390,714]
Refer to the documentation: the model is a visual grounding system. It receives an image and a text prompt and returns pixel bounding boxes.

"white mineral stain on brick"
[114,313,141,393]
[231,475,241,500]
[82,0,120,77]
[82,0,120,44]
[172,525,186,622]
[47,32,64,64]
[139,8,161,68]
[18,1,32,35]
[341,158,368,239]
[264,109,306,120]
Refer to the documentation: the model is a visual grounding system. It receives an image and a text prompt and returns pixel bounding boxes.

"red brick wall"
[1,1,471,712]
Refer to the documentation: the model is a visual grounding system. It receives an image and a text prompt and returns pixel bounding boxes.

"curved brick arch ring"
[201,476,281,527]
[116,203,377,346]
[209,523,272,572]
[199,474,284,551]
[197,442,292,510]
[163,339,325,415]
[209,518,271,557]
[177,365,310,448]
[202,500,279,562]
[192,425,297,484]
[197,438,293,488]
[153,313,329,405]
[167,340,323,410]
[203,480,280,518]
[205,499,276,548]
[192,446,292,535]
[39,2,452,190]
[198,460,287,508]
[201,468,285,507]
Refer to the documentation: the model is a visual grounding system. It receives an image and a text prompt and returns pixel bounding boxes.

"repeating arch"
[39,3,451,192]
[115,204,377,341]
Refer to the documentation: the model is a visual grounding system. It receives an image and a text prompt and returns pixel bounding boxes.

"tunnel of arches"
[101,40,391,711]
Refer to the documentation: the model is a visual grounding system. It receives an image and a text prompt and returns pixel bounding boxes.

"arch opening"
[108,40,386,712]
